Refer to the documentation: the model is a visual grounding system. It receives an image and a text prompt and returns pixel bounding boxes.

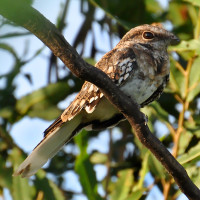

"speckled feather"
[14,24,180,177]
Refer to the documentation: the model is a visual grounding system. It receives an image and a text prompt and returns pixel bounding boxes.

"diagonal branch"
[0,0,200,199]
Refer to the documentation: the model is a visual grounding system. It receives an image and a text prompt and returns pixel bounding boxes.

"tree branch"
[0,0,199,199]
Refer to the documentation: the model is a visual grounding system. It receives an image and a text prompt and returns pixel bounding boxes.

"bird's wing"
[61,47,138,122]
[41,47,138,146]
[61,81,103,122]
[39,47,138,151]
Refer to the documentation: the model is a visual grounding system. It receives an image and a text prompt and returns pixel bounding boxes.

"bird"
[13,24,180,177]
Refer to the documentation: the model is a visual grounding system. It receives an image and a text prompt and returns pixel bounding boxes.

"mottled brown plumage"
[14,24,179,177]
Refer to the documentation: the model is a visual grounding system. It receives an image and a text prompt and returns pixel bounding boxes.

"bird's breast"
[120,69,168,105]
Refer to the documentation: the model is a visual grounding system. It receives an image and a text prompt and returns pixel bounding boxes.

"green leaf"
[0,32,31,39]
[177,131,193,155]
[34,170,65,200]
[137,152,149,189]
[187,82,200,102]
[0,157,12,189]
[0,107,14,119]
[90,0,163,30]
[178,142,200,166]
[149,102,169,122]
[9,148,35,200]
[170,39,200,54]
[75,130,102,200]
[169,59,185,98]
[184,0,200,7]
[186,166,200,187]
[148,154,165,179]
[16,81,71,120]
[133,134,148,157]
[110,169,133,200]
[27,103,61,120]
[84,57,96,66]
[0,43,18,59]
[12,176,35,200]
[168,2,188,26]
[125,189,144,200]
[145,0,162,13]
[11,149,64,200]
[187,56,200,102]
[90,152,108,164]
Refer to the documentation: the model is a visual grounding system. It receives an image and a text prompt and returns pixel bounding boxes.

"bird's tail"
[13,115,82,178]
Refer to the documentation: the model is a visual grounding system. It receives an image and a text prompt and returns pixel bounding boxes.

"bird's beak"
[170,34,180,45]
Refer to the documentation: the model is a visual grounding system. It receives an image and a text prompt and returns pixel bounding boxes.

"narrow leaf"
[170,60,185,98]
[187,56,200,102]
[137,152,150,189]
[0,43,18,58]
[125,190,144,200]
[184,0,200,7]
[110,169,133,200]
[148,154,165,179]
[170,39,200,54]
[16,81,70,119]
[75,130,102,200]
[178,142,200,165]
[10,148,35,200]
[149,102,169,122]
[34,170,65,200]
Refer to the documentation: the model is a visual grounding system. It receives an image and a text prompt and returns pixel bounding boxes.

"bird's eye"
[142,31,154,40]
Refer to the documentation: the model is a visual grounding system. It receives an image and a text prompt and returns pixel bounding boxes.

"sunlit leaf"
[184,0,200,7]
[137,152,149,189]
[145,0,162,13]
[90,152,108,164]
[9,148,35,200]
[84,57,96,66]
[170,39,200,54]
[170,59,185,98]
[34,170,65,200]
[27,102,61,120]
[186,166,200,188]
[16,81,71,119]
[0,107,13,119]
[178,142,200,165]
[110,169,133,200]
[187,56,200,102]
[12,177,35,200]
[168,2,188,26]
[177,131,193,155]
[125,189,145,200]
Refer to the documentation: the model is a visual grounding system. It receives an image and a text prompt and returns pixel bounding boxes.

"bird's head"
[119,24,180,50]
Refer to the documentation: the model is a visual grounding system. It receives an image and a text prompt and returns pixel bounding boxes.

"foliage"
[0,0,200,199]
